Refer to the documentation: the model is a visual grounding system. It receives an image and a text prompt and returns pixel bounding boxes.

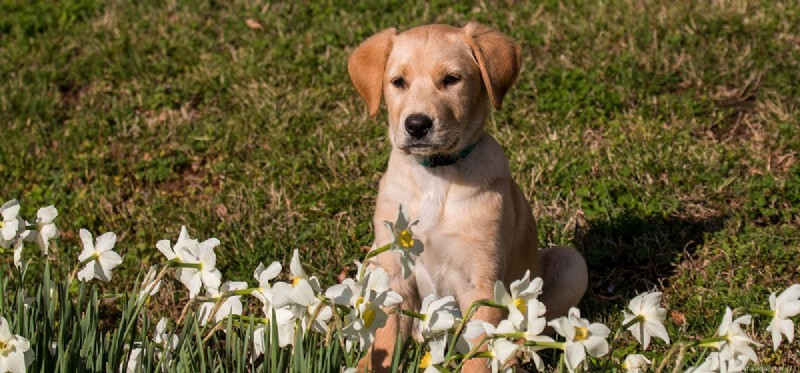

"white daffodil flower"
[177,237,222,298]
[156,226,198,262]
[714,308,760,366]
[29,205,58,255]
[623,291,670,350]
[494,270,543,328]
[340,290,395,352]
[521,299,554,372]
[549,307,611,373]
[0,199,22,243]
[418,335,446,373]
[252,261,282,310]
[383,204,423,279]
[482,321,520,373]
[153,318,178,370]
[767,284,800,350]
[0,316,34,373]
[621,354,651,373]
[121,347,143,373]
[272,250,321,314]
[418,294,460,338]
[77,229,123,283]
[685,351,749,373]
[197,281,248,326]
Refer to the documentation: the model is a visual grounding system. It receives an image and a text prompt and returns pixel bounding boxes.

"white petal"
[156,240,176,260]
[77,262,97,282]
[1,200,20,221]
[94,231,117,253]
[0,317,12,341]
[645,320,671,345]
[79,229,94,252]
[37,205,58,223]
[565,342,586,372]
[290,249,307,278]
[583,335,609,357]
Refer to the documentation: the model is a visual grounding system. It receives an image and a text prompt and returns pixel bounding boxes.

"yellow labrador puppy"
[348,23,588,371]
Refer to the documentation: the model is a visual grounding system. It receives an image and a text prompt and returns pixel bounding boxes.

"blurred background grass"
[1,0,798,367]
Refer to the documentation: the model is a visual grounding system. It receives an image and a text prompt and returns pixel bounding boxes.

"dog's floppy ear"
[348,28,397,117]
[464,22,521,110]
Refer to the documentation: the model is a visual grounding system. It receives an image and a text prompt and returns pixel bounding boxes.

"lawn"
[1,0,799,370]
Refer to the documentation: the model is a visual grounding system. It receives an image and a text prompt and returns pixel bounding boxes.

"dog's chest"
[408,173,478,300]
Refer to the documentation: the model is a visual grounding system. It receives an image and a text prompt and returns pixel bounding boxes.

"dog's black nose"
[404,114,433,139]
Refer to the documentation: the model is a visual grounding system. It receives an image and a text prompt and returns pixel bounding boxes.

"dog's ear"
[464,22,521,110]
[348,28,397,117]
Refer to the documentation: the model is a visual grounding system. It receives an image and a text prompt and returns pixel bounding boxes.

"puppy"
[348,23,588,372]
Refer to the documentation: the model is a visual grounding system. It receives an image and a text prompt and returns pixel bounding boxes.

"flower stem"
[362,243,392,264]
[445,299,505,362]
[396,308,426,320]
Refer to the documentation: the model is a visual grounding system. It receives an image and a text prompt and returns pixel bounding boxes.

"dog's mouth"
[400,139,460,156]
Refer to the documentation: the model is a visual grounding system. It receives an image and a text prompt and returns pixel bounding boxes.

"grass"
[1,0,798,369]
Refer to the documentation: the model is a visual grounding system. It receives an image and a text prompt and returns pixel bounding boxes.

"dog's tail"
[537,246,588,319]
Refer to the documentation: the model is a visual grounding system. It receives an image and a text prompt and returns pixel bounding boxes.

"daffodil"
[548,307,610,373]
[419,336,446,373]
[418,294,460,339]
[685,351,748,373]
[382,204,423,279]
[521,299,554,371]
[77,229,123,283]
[177,237,222,298]
[29,205,58,255]
[252,261,282,312]
[197,281,248,326]
[481,321,519,373]
[11,232,26,269]
[494,270,543,328]
[341,290,395,351]
[623,291,670,350]
[156,226,198,263]
[767,284,800,350]
[0,316,34,373]
[152,318,178,370]
[621,354,651,373]
[714,308,760,366]
[120,347,142,373]
[272,250,321,313]
[0,199,22,243]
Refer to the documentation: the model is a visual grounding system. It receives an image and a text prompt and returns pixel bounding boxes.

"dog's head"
[348,23,521,156]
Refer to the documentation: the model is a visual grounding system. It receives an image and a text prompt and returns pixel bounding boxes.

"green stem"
[695,335,727,348]
[444,299,506,363]
[523,340,566,350]
[397,308,426,320]
[362,243,392,266]
[601,315,643,372]
[740,307,775,318]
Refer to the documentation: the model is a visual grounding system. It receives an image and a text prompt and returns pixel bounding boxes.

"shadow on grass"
[575,213,726,311]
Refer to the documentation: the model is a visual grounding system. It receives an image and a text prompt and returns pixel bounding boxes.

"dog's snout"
[404,114,433,139]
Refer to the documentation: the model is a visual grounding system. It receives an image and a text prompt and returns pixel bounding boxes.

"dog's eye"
[442,74,461,87]
[391,77,406,89]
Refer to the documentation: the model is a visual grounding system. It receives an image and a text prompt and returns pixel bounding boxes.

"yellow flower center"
[355,296,365,309]
[362,308,376,328]
[419,351,432,368]
[292,277,302,287]
[513,298,527,313]
[399,229,414,248]
[0,340,7,351]
[574,326,590,341]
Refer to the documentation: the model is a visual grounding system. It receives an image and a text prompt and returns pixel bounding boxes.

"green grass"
[1,0,799,369]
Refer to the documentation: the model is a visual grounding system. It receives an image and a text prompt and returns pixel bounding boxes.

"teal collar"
[418,140,480,168]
